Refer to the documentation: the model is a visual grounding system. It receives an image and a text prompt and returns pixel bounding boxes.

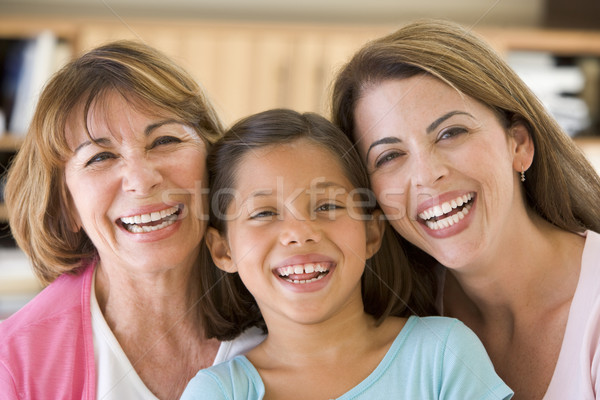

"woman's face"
[64,91,208,274]
[353,75,524,271]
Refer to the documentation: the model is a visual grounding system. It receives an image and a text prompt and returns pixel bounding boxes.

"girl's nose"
[279,215,322,246]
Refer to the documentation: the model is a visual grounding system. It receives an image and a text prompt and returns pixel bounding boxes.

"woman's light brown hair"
[331,19,600,236]
[4,40,224,285]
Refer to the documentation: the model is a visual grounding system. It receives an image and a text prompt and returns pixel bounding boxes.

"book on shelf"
[507,50,597,136]
[0,31,71,138]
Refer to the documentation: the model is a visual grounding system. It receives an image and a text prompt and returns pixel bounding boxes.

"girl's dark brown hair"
[200,108,437,340]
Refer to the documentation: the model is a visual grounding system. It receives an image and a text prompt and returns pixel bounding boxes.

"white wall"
[0,0,545,27]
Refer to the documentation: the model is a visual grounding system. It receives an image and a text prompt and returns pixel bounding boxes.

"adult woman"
[331,19,600,399]
[0,40,263,400]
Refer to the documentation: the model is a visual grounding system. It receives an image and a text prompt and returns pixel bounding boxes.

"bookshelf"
[0,17,599,226]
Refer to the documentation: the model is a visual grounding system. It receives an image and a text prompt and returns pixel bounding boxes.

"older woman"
[0,41,263,400]
[331,20,600,399]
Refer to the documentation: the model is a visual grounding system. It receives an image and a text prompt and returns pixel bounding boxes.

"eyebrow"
[365,110,473,161]
[426,111,472,133]
[312,181,348,191]
[74,119,182,153]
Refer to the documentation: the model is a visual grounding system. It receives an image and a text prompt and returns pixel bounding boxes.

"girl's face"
[207,139,383,327]
[353,75,531,271]
[64,91,208,275]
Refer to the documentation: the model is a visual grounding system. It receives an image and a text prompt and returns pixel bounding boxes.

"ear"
[365,209,385,259]
[510,120,535,173]
[205,227,238,273]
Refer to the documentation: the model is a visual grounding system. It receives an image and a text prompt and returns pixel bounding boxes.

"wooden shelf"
[477,28,600,56]
[0,135,23,151]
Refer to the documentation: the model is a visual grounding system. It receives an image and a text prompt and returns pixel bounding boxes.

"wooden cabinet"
[1,17,600,225]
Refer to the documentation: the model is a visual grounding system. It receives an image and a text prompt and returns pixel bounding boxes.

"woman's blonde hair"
[4,40,224,285]
[332,19,600,235]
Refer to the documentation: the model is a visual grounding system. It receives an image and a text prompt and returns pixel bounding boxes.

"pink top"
[544,230,600,399]
[0,259,265,399]
[437,231,600,399]
[0,260,96,399]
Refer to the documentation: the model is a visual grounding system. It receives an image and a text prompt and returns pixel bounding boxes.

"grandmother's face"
[63,91,209,274]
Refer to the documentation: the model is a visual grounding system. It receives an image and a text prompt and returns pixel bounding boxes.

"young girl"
[182,109,512,400]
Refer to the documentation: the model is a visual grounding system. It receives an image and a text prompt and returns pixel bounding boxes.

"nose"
[279,216,322,247]
[410,148,448,187]
[121,156,163,195]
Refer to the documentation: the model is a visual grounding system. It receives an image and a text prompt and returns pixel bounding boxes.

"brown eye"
[85,152,116,166]
[316,203,342,212]
[375,151,402,168]
[438,127,468,141]
[151,136,181,148]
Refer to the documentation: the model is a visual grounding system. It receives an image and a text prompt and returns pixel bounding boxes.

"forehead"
[358,76,469,118]
[234,139,353,193]
[354,76,493,140]
[64,90,173,149]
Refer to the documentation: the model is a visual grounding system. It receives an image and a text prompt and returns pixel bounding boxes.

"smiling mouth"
[418,193,474,230]
[119,205,182,233]
[275,262,332,284]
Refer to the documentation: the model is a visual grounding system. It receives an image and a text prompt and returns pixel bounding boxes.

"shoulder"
[215,326,266,364]
[402,317,513,399]
[0,263,93,339]
[405,316,466,340]
[582,230,600,267]
[399,316,493,369]
[0,262,95,398]
[389,316,478,363]
[182,356,264,400]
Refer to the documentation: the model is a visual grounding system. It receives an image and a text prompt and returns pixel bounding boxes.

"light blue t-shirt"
[181,316,512,400]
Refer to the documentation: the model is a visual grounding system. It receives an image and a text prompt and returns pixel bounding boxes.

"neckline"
[240,315,419,398]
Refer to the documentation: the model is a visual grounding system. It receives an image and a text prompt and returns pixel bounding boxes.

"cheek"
[370,174,408,221]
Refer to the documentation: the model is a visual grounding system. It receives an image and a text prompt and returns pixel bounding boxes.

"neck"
[444,215,584,322]
[256,301,380,366]
[95,258,204,335]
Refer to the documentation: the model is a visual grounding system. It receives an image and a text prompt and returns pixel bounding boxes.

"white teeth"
[121,205,179,233]
[285,273,327,285]
[425,204,472,230]
[126,219,176,233]
[121,205,179,225]
[418,193,474,221]
[276,262,329,278]
[441,202,452,213]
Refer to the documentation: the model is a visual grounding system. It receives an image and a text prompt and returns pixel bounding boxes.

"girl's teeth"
[284,274,327,285]
[277,263,329,277]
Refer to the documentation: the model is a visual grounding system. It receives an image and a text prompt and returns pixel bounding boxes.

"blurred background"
[0,0,599,318]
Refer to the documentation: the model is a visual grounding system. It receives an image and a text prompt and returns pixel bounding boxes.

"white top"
[90,271,265,399]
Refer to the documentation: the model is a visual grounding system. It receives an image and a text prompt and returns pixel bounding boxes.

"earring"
[521,164,526,182]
